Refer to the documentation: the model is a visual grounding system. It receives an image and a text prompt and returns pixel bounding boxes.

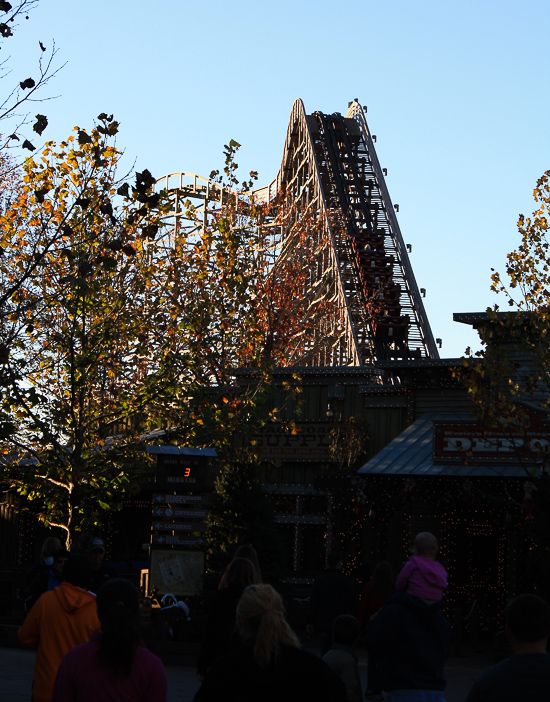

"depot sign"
[433,418,550,463]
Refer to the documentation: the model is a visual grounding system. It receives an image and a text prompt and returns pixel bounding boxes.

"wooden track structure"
[157,99,439,367]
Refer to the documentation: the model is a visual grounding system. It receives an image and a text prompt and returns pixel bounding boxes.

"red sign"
[433,420,550,463]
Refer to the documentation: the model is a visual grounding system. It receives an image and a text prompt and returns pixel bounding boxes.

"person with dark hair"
[197,556,260,678]
[23,536,63,608]
[307,552,358,654]
[87,537,117,594]
[466,594,550,702]
[322,615,362,702]
[24,548,69,613]
[195,584,346,702]
[18,553,101,702]
[218,544,262,588]
[52,578,167,702]
[25,536,62,584]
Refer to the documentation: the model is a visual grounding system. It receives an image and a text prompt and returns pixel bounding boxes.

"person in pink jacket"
[396,532,448,601]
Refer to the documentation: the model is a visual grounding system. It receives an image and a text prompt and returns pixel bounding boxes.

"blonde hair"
[237,584,300,668]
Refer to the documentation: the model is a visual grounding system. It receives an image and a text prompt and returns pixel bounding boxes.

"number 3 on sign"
[184,467,191,477]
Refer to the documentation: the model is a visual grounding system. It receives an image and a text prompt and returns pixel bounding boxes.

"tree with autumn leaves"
[0,115,171,546]
[0,3,309,556]
[147,144,323,568]
[463,170,550,435]
[462,169,550,597]
[0,127,325,553]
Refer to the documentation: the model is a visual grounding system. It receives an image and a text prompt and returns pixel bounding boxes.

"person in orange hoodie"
[18,552,101,702]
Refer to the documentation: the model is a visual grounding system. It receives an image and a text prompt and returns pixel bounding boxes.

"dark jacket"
[24,567,62,613]
[196,585,243,677]
[466,652,550,702]
[195,643,346,702]
[89,562,117,595]
[364,591,452,691]
[307,568,358,633]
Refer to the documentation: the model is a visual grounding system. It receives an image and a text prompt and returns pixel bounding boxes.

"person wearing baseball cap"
[88,537,117,594]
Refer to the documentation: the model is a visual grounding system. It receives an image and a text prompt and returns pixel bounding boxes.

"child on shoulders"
[396,532,447,601]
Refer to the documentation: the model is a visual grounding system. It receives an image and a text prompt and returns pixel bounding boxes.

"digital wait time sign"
[154,452,211,490]
[146,446,216,597]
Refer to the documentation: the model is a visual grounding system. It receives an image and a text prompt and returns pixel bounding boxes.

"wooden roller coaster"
[157,99,438,367]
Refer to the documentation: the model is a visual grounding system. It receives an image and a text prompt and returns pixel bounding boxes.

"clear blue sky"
[6,0,549,358]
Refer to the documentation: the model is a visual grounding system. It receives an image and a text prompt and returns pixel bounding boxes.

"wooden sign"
[151,534,206,547]
[151,521,207,533]
[153,493,206,505]
[433,415,550,463]
[152,506,208,519]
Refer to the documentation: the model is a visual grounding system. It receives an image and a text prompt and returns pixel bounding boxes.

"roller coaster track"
[157,99,439,366]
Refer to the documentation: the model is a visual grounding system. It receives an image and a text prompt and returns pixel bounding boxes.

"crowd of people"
[16,532,550,701]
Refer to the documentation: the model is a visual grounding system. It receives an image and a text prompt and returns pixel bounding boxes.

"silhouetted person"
[24,536,62,607]
[197,557,260,679]
[195,584,346,702]
[24,549,69,613]
[322,614,362,702]
[53,578,167,702]
[466,594,550,702]
[219,544,262,588]
[365,589,452,701]
[87,538,117,594]
[307,552,358,654]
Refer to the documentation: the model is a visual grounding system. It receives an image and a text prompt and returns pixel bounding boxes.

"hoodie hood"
[409,556,447,588]
[54,581,97,614]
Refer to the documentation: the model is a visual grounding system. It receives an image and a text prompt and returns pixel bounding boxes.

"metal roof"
[146,446,217,457]
[453,311,532,326]
[357,414,533,478]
